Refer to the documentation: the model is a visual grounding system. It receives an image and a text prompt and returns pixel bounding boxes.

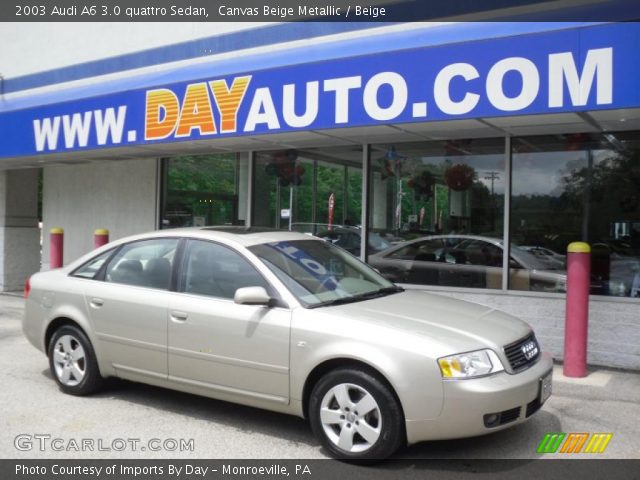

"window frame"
[71,237,182,291]
[176,238,281,303]
[69,247,118,281]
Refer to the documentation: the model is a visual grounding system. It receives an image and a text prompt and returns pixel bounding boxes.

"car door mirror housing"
[234,286,273,306]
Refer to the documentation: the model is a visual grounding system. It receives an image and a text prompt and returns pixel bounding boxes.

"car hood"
[329,289,532,353]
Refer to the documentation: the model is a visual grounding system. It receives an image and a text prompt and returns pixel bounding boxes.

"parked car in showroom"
[369,234,568,292]
[314,226,393,257]
[519,245,566,269]
[23,227,552,460]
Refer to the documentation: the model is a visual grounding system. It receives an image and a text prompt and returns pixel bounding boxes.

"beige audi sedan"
[23,227,552,460]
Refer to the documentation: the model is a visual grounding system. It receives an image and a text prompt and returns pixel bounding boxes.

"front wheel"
[48,325,103,395]
[309,368,405,460]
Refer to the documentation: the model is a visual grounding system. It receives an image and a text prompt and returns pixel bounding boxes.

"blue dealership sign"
[0,22,638,159]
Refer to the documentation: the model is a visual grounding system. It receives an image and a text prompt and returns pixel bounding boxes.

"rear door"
[83,238,179,379]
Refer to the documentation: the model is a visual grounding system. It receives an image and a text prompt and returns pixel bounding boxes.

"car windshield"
[510,245,563,271]
[249,239,401,308]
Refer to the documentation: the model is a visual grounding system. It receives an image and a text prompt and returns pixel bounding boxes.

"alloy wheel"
[319,383,382,453]
[52,334,86,387]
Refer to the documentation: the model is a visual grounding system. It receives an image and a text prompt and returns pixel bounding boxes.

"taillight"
[23,277,31,298]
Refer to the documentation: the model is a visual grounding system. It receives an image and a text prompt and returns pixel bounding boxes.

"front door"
[167,239,291,404]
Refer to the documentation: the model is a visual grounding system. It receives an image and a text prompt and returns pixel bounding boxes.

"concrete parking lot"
[1,293,639,460]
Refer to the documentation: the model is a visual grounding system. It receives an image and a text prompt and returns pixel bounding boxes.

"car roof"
[64,226,324,272]
[65,227,321,272]
[134,226,315,247]
[370,234,503,257]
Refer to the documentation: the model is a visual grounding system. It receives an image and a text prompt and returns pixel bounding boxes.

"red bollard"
[563,242,591,378]
[50,227,64,269]
[94,228,109,249]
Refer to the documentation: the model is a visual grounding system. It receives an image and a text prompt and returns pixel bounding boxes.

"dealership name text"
[32,47,612,153]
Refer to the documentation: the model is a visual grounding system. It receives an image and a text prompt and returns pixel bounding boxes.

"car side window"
[181,240,269,300]
[71,249,114,280]
[104,238,178,290]
[390,240,442,262]
[462,240,503,267]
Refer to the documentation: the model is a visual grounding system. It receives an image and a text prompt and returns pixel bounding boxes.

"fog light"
[484,413,500,427]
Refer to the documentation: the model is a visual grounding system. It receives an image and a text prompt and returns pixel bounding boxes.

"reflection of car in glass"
[290,222,335,235]
[316,226,392,257]
[606,254,640,296]
[369,235,568,292]
[520,246,566,269]
[23,228,552,460]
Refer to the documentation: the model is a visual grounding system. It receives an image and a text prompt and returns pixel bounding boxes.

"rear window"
[70,249,115,280]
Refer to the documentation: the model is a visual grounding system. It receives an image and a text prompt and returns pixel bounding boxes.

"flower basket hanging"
[444,164,475,191]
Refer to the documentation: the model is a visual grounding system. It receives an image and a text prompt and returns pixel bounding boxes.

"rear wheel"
[48,325,103,395]
[309,368,404,460]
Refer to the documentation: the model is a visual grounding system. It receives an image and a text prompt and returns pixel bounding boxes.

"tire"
[48,325,104,396]
[309,368,405,461]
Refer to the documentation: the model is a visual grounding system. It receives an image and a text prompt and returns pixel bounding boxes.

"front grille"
[498,407,522,425]
[504,333,540,372]
[526,398,542,418]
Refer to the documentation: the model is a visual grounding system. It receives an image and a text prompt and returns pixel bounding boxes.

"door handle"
[170,311,188,322]
[90,298,104,308]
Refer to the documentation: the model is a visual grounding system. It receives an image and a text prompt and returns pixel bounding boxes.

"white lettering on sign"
[363,72,408,121]
[548,47,612,107]
[434,63,480,115]
[283,81,319,128]
[33,106,128,152]
[244,87,280,132]
[323,76,362,123]
[29,48,615,153]
[486,57,539,111]
[94,106,127,145]
[33,117,61,151]
[62,111,93,148]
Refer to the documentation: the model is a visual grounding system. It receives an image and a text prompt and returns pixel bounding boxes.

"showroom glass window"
[161,153,249,228]
[511,131,640,298]
[252,147,362,236]
[366,139,506,289]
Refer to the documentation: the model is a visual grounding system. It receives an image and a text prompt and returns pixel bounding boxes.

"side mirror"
[234,286,272,306]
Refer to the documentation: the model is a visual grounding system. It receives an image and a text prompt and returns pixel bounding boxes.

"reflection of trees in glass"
[261,158,362,228]
[471,181,495,235]
[167,154,237,195]
[164,154,239,228]
[561,151,639,214]
[559,149,640,250]
[512,148,640,254]
[347,169,362,224]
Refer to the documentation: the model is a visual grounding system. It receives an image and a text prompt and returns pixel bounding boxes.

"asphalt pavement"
[1,293,639,460]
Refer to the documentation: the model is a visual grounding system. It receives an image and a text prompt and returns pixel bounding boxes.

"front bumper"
[406,351,553,444]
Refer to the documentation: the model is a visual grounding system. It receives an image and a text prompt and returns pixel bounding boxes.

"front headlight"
[438,349,504,379]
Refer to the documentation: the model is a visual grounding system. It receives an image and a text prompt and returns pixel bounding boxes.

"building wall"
[0,169,40,291]
[426,289,640,370]
[42,159,159,268]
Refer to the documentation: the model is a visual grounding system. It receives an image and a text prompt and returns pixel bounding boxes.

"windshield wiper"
[309,285,404,308]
